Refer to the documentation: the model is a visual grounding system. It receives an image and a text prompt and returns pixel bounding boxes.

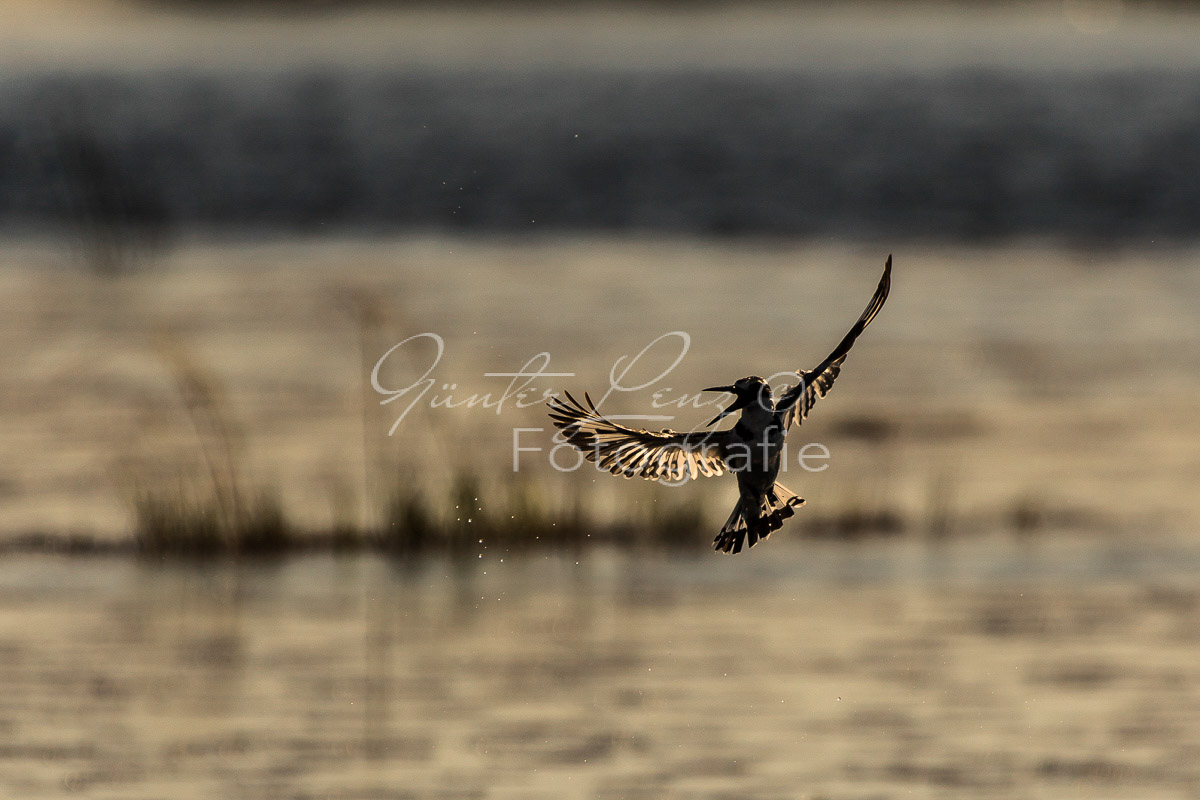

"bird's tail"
[713,483,805,554]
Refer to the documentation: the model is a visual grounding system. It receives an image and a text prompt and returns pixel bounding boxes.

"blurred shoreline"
[5,2,1200,240]
[6,66,1200,239]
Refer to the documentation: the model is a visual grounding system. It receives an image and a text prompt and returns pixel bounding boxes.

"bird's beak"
[703,386,747,427]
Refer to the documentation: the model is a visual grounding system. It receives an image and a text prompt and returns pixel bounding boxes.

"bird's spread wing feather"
[778,255,892,430]
[547,392,735,481]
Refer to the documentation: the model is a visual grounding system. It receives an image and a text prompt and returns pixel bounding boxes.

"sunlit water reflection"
[4,537,1200,799]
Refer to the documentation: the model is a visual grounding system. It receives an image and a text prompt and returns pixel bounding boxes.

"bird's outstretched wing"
[778,255,892,430]
[548,392,735,481]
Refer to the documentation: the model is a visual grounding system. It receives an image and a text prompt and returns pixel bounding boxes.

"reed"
[131,334,295,556]
[133,487,292,557]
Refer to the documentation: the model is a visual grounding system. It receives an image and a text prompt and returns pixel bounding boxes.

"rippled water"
[3,67,1200,239]
[5,538,1200,798]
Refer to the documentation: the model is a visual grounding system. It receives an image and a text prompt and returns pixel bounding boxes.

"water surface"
[4,538,1200,798]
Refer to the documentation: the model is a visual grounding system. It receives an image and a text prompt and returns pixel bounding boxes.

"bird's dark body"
[712,389,802,553]
[547,256,892,555]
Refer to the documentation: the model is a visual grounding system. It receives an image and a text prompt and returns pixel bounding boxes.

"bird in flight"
[548,255,891,554]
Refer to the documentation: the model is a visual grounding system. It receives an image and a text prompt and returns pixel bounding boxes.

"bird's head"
[703,375,771,426]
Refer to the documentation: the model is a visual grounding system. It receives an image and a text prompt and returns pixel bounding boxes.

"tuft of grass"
[127,334,296,557]
[381,486,436,555]
[236,491,291,555]
[495,478,579,548]
[445,473,485,553]
[154,331,244,527]
[133,487,293,557]
[133,490,222,557]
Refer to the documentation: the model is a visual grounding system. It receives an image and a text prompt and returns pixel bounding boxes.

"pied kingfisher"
[547,255,892,554]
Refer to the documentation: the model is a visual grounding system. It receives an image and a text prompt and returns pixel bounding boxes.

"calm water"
[4,537,1200,799]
